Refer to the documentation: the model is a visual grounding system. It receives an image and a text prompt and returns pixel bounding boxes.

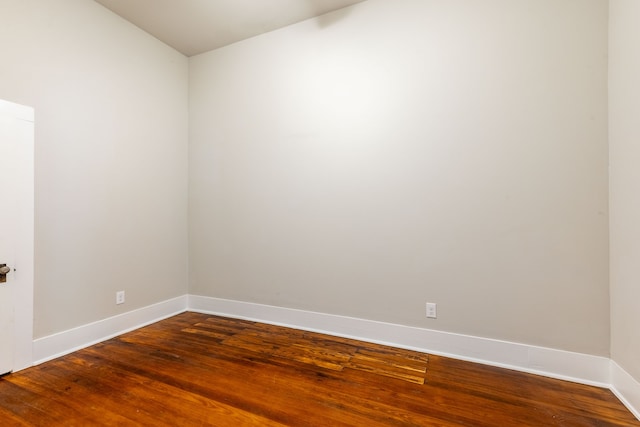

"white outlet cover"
[426,302,437,318]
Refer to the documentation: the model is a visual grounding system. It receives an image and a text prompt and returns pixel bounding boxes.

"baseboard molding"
[29,293,638,421]
[611,361,640,420]
[33,295,188,365]
[188,295,610,388]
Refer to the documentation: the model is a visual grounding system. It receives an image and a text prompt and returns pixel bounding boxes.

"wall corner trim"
[611,361,640,421]
[188,295,611,388]
[32,295,188,365]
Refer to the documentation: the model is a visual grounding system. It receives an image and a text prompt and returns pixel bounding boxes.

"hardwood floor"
[0,312,637,426]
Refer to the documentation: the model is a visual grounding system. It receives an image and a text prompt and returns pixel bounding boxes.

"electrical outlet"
[426,302,437,318]
[116,291,125,305]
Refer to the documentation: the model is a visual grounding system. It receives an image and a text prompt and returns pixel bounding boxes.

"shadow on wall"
[313,1,365,29]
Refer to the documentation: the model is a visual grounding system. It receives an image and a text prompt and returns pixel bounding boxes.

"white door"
[0,99,34,375]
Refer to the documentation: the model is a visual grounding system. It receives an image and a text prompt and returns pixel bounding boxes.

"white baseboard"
[33,295,188,365]
[188,295,611,388]
[611,361,640,420]
[29,293,639,422]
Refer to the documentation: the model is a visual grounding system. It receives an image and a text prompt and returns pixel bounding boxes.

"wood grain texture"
[0,312,637,426]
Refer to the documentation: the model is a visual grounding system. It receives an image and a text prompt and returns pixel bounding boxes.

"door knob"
[0,265,9,275]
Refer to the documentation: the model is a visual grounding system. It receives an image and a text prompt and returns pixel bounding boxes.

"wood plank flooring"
[0,312,637,426]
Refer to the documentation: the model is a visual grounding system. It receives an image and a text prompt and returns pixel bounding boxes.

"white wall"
[0,0,613,366]
[610,0,640,382]
[0,0,189,338]
[189,0,610,356]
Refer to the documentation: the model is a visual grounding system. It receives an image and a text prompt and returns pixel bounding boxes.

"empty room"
[1,0,639,425]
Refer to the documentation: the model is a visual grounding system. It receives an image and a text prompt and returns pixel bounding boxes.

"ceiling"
[94,0,366,57]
